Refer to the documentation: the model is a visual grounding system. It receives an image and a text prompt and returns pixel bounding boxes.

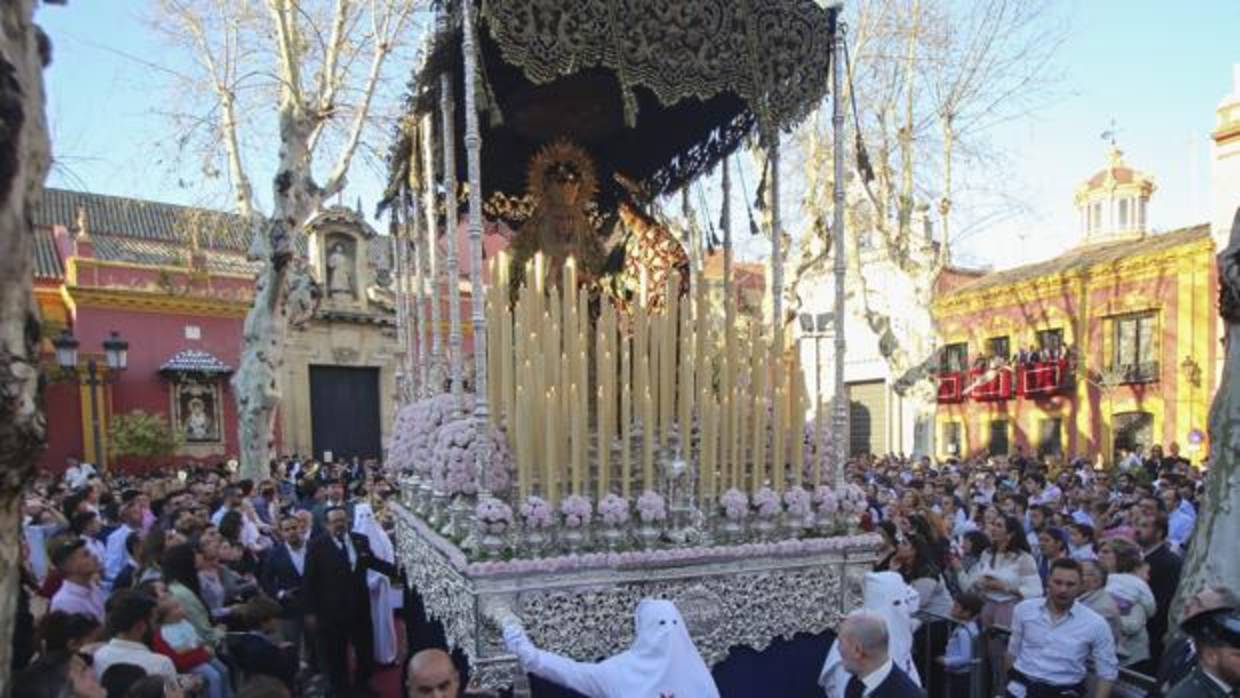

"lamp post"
[53,329,129,471]
[799,311,834,486]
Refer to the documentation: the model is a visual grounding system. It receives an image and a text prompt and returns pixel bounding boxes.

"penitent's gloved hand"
[502,622,540,668]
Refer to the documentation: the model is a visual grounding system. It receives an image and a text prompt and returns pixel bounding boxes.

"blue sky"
[35,1,1240,271]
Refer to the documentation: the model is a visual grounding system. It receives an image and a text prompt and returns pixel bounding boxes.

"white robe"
[818,571,923,698]
[505,598,721,698]
[353,503,398,665]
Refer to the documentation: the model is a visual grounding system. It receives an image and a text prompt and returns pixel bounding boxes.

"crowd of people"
[837,442,1230,698]
[14,455,406,698]
[11,439,1239,698]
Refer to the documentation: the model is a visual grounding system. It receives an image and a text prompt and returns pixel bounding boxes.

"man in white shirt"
[104,491,144,589]
[210,486,244,526]
[49,539,106,623]
[71,510,106,566]
[64,458,96,490]
[92,590,176,678]
[1160,487,1196,552]
[1006,558,1118,698]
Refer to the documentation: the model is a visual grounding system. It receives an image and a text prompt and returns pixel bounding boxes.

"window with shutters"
[1112,312,1158,383]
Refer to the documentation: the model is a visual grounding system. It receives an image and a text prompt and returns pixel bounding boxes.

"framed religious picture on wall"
[173,377,223,443]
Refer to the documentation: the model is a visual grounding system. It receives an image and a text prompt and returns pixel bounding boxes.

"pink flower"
[753,487,781,517]
[720,488,749,520]
[520,496,554,529]
[560,495,592,529]
[598,494,631,526]
[636,491,667,523]
[783,486,812,517]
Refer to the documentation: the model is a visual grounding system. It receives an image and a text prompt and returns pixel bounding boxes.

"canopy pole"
[769,137,783,375]
[831,17,849,488]
[442,44,464,412]
[463,0,493,500]
[390,210,409,403]
[419,117,436,399]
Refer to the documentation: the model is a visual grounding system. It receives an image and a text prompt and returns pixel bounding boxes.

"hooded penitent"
[504,598,720,698]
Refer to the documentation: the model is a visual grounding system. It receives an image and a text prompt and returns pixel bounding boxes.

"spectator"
[1036,527,1070,584]
[226,596,298,688]
[1099,538,1157,668]
[406,649,463,698]
[13,649,106,698]
[150,589,232,698]
[104,492,144,589]
[160,543,224,649]
[1078,560,1123,648]
[93,590,176,678]
[957,530,990,577]
[259,515,309,655]
[99,664,147,698]
[1136,511,1182,673]
[39,611,104,658]
[1006,558,1118,698]
[1163,586,1240,697]
[70,511,106,567]
[938,592,984,698]
[112,532,142,592]
[1067,523,1097,561]
[49,539,105,623]
[1160,486,1196,553]
[835,610,927,698]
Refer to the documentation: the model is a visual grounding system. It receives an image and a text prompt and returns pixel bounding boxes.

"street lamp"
[52,328,128,472]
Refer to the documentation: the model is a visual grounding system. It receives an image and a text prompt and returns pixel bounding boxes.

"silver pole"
[769,139,784,361]
[442,59,464,410]
[391,213,409,402]
[419,118,435,398]
[831,17,849,487]
[462,0,492,499]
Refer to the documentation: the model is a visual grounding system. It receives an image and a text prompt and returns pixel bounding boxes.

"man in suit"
[836,610,926,698]
[261,514,311,662]
[304,505,398,697]
[1136,512,1181,672]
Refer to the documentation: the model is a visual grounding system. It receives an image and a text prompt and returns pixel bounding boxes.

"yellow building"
[932,149,1217,464]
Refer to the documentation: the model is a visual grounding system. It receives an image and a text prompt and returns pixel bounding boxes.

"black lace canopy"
[383,0,839,220]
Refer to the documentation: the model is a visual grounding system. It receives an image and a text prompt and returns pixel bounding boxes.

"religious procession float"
[379,0,878,693]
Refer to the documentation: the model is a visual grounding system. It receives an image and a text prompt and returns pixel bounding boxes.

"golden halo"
[526,139,598,206]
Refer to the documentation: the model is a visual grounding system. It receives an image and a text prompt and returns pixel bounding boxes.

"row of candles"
[482,251,818,506]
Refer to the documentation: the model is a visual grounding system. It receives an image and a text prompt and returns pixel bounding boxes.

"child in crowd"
[939,591,984,697]
[151,593,231,698]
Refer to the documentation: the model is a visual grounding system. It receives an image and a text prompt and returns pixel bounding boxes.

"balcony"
[1018,358,1071,397]
[1117,360,1160,385]
[936,372,965,403]
[966,366,1013,401]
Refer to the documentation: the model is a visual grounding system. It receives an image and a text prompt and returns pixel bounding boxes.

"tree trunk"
[0,0,52,694]
[1170,207,1240,629]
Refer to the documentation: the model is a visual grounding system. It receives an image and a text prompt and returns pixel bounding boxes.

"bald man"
[407,649,460,698]
[837,611,926,698]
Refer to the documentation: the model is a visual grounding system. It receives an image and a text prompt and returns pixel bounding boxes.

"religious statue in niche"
[174,377,222,443]
[326,236,357,298]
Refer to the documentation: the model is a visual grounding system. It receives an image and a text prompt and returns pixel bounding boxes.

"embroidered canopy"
[384,0,839,219]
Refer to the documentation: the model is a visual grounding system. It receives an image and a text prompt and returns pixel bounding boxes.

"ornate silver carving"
[393,503,876,692]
